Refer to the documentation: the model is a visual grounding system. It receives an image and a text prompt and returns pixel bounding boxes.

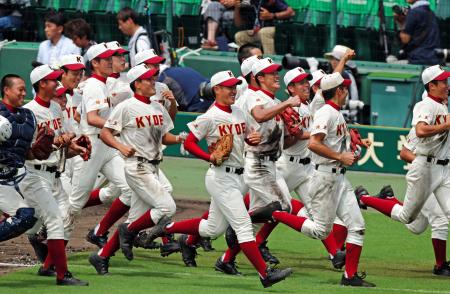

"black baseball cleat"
[160,240,181,257]
[354,186,369,210]
[433,261,450,276]
[199,237,215,252]
[179,234,197,267]
[377,185,395,199]
[259,241,280,265]
[143,215,172,245]
[215,257,241,275]
[86,228,109,248]
[56,271,89,286]
[89,252,110,275]
[331,250,346,269]
[37,265,56,276]
[341,273,376,287]
[134,231,161,250]
[260,267,293,288]
[118,223,138,261]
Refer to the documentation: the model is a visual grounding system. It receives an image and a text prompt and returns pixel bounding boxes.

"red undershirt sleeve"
[184,132,211,162]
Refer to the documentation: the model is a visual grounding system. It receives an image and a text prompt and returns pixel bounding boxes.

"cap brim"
[115,48,129,55]
[342,79,352,87]
[434,71,450,81]
[56,87,67,96]
[219,78,243,87]
[291,73,312,84]
[310,77,323,87]
[43,70,64,80]
[96,49,116,59]
[64,63,86,71]
[144,56,166,65]
[139,68,160,80]
[261,64,282,74]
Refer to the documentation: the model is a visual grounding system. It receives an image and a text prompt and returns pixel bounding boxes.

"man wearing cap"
[241,57,300,220]
[235,43,263,100]
[309,69,326,117]
[276,67,347,269]
[105,41,131,108]
[67,43,133,241]
[235,54,261,110]
[88,63,180,274]
[20,64,88,286]
[271,72,374,287]
[360,65,450,230]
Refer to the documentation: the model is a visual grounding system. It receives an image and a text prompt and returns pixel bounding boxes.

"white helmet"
[0,115,12,143]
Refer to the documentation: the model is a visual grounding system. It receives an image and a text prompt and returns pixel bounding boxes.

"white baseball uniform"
[399,128,448,240]
[187,104,255,242]
[235,76,248,101]
[19,98,69,240]
[240,89,291,213]
[309,90,325,117]
[69,75,132,216]
[391,96,450,224]
[104,95,176,225]
[299,101,365,246]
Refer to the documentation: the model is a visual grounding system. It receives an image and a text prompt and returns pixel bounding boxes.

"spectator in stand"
[394,0,440,65]
[201,0,237,50]
[36,10,80,65]
[234,0,294,55]
[0,0,28,40]
[64,18,96,59]
[117,7,151,66]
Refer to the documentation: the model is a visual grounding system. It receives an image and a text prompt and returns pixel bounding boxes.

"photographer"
[233,0,295,55]
[394,0,440,65]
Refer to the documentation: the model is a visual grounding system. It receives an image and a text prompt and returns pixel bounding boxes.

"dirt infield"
[0,199,209,275]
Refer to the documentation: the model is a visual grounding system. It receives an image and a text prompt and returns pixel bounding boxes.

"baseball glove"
[208,134,233,166]
[75,135,92,161]
[31,126,55,160]
[349,128,363,158]
[280,106,302,137]
[54,133,75,148]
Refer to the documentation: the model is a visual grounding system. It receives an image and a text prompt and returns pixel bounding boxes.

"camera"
[435,48,450,63]
[199,81,215,100]
[392,5,409,16]
[282,54,329,71]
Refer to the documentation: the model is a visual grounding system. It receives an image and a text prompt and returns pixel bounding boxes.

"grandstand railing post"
[330,0,337,50]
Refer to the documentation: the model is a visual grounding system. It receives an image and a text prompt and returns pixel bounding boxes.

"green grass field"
[2,157,450,294]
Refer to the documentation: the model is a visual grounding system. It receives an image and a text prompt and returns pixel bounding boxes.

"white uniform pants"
[199,166,254,243]
[19,166,65,240]
[0,183,27,215]
[391,156,450,224]
[125,158,176,225]
[244,155,292,213]
[301,169,365,246]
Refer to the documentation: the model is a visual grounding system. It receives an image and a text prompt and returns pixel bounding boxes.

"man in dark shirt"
[396,0,440,65]
[234,0,294,55]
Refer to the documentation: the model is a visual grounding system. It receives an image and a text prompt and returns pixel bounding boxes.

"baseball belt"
[288,156,311,165]
[315,164,347,175]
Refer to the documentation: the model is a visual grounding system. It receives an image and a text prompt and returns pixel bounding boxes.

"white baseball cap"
[251,57,282,76]
[210,70,242,87]
[86,42,116,61]
[106,41,129,55]
[58,54,85,71]
[127,63,159,83]
[283,67,312,86]
[324,45,356,69]
[421,65,450,85]
[309,69,326,87]
[134,49,166,66]
[30,64,64,84]
[241,55,261,77]
[320,72,351,91]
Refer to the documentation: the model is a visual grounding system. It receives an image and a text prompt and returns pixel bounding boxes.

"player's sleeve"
[246,92,266,115]
[83,83,109,113]
[187,114,211,141]
[403,128,419,151]
[310,109,330,137]
[411,102,433,126]
[104,103,125,133]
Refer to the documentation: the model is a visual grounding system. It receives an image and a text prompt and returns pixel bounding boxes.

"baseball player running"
[276,67,346,269]
[20,65,88,286]
[0,74,38,242]
[359,65,450,226]
[88,63,180,274]
[356,126,450,276]
[272,73,375,287]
